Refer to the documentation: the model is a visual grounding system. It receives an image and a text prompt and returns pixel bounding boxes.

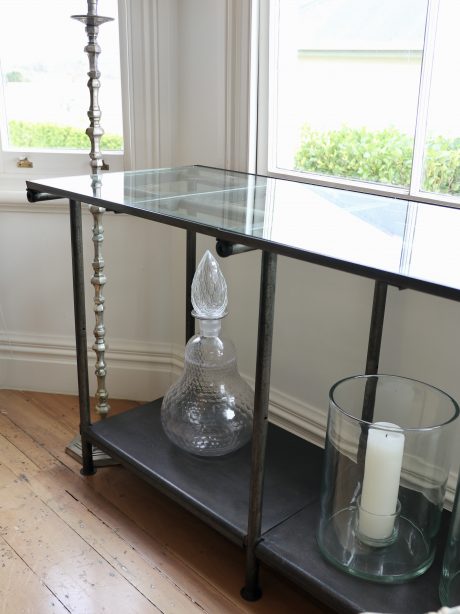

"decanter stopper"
[192,250,228,318]
[161,250,254,456]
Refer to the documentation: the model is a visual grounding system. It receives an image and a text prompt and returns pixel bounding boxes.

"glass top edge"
[24,166,460,298]
[26,165,460,212]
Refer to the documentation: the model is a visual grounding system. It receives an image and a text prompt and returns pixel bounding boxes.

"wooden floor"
[0,390,333,614]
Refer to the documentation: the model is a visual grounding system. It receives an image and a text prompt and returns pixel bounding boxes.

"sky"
[0,0,120,74]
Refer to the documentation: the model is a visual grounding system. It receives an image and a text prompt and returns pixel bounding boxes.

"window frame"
[256,0,460,208]
[0,0,128,182]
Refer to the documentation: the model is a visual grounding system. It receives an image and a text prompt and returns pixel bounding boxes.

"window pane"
[0,0,123,152]
[271,0,428,188]
[421,1,460,197]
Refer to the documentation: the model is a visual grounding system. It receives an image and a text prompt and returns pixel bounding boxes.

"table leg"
[358,280,388,468]
[69,199,95,476]
[362,280,388,421]
[241,251,277,601]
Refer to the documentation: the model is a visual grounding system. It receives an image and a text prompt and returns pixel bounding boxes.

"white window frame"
[0,0,178,197]
[0,0,130,183]
[255,0,460,208]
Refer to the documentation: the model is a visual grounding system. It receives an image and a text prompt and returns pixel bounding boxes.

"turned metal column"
[72,0,113,174]
[66,0,114,465]
[73,0,113,418]
[90,202,109,416]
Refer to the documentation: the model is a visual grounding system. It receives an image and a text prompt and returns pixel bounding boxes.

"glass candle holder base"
[356,497,401,548]
[318,501,433,583]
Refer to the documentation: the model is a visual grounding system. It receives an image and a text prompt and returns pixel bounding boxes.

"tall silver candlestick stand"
[66,0,114,466]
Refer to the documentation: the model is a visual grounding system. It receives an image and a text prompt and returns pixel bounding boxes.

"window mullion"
[0,54,8,172]
[409,0,440,197]
[255,0,270,174]
[265,0,280,175]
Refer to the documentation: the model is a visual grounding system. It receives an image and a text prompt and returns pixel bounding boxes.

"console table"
[27,165,460,613]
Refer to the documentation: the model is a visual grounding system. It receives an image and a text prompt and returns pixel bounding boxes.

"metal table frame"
[27,167,457,612]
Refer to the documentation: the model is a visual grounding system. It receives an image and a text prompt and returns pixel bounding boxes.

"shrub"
[294,124,460,196]
[6,71,27,82]
[8,120,123,151]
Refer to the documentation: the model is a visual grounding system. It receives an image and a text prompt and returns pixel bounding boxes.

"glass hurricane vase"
[318,374,459,583]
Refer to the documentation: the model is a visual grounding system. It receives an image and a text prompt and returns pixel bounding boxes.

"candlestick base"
[318,499,433,583]
[318,505,435,584]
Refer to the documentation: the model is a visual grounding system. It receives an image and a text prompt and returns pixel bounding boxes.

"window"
[260,0,460,205]
[0,0,124,177]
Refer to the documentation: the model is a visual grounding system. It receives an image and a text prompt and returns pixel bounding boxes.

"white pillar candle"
[358,421,405,542]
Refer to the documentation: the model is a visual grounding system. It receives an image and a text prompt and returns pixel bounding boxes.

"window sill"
[0,175,28,204]
[0,176,64,209]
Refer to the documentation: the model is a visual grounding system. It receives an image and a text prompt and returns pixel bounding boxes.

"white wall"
[1,0,460,498]
[0,202,179,401]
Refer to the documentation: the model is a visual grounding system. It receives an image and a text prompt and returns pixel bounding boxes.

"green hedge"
[8,120,123,151]
[6,71,27,83]
[294,124,460,196]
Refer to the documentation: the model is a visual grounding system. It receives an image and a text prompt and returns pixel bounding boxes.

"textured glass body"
[161,250,253,456]
[161,329,253,456]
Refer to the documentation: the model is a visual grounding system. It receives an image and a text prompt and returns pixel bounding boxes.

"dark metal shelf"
[86,399,323,546]
[256,484,449,614]
[88,399,447,613]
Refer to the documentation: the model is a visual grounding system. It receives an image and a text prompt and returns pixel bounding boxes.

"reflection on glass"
[273,0,427,187]
[122,166,267,231]
[29,165,460,293]
[264,180,406,272]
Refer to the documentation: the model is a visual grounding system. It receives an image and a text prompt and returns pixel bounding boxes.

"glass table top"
[26,165,460,299]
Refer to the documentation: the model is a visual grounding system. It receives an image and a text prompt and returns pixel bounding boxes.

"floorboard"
[0,390,333,613]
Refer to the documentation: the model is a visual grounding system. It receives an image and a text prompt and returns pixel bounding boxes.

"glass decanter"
[161,250,254,456]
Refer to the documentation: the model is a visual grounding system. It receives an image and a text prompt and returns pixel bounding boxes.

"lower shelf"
[257,496,449,614]
[86,398,323,545]
[85,399,448,613]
